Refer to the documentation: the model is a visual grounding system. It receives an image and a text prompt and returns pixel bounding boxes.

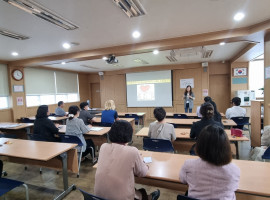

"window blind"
[0,64,9,96]
[55,71,78,94]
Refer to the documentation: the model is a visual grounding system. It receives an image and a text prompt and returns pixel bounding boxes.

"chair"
[231,117,250,135]
[0,161,29,200]
[173,114,188,119]
[143,138,174,153]
[177,194,198,200]
[59,135,88,178]
[262,146,270,161]
[79,188,107,200]
[20,117,34,123]
[125,114,140,128]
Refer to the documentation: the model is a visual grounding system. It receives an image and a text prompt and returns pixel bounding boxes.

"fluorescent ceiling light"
[3,0,79,30]
[62,43,71,49]
[102,56,108,60]
[112,0,146,18]
[234,12,245,21]
[153,50,159,55]
[11,52,19,56]
[132,31,141,38]
[0,27,29,40]
[61,62,66,65]
[219,42,225,46]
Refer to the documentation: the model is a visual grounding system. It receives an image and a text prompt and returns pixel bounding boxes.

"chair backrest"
[20,117,34,123]
[231,117,249,125]
[177,194,198,200]
[125,114,139,120]
[143,138,174,153]
[49,113,56,116]
[79,188,107,200]
[28,134,45,141]
[59,135,83,147]
[173,114,188,119]
[262,146,270,160]
[231,128,243,137]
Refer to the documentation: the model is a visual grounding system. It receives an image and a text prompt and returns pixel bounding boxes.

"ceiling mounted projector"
[105,55,118,64]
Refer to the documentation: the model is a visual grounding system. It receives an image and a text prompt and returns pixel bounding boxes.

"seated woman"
[190,102,223,139]
[180,125,240,199]
[66,105,96,161]
[209,99,223,126]
[94,120,160,200]
[148,107,176,141]
[33,105,59,142]
[101,100,119,127]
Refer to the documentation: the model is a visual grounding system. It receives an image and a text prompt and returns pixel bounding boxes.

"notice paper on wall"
[265,66,270,79]
[202,89,208,96]
[16,97,23,106]
[180,78,194,88]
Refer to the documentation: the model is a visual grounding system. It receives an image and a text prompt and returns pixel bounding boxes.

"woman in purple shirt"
[180,125,240,200]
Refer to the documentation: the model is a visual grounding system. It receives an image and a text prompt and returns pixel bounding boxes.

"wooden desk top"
[135,127,249,142]
[0,122,34,130]
[0,138,76,161]
[95,112,146,117]
[166,112,225,117]
[58,125,110,136]
[139,151,270,197]
[29,116,68,121]
[94,118,135,123]
[164,118,236,126]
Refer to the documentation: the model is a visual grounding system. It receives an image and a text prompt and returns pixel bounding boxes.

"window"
[24,68,80,107]
[0,64,9,109]
[249,59,264,98]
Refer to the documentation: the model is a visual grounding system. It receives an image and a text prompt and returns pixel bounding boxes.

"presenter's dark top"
[79,110,95,125]
[190,118,223,139]
[33,118,59,142]
[101,110,118,127]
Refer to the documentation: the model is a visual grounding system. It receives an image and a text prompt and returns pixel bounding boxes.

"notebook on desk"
[90,127,103,131]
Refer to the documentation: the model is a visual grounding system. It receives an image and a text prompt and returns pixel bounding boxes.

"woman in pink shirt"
[180,125,240,200]
[94,120,160,200]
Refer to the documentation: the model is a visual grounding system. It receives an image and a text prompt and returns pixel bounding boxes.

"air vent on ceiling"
[80,65,99,70]
[133,58,149,64]
[166,56,177,62]
[202,50,213,58]
[3,0,78,30]
[112,0,146,18]
[0,28,29,40]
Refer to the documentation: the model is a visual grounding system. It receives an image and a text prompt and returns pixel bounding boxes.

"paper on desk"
[90,127,103,131]
[143,157,152,163]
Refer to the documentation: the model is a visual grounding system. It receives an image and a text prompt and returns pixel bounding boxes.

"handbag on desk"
[231,128,243,137]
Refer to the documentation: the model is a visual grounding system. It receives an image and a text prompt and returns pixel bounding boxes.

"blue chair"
[231,117,250,135]
[262,146,270,161]
[177,194,198,200]
[173,114,188,119]
[125,114,140,128]
[20,117,34,123]
[59,135,88,178]
[0,161,29,200]
[79,188,107,200]
[143,138,174,153]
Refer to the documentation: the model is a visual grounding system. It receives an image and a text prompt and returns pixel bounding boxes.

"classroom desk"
[136,127,249,159]
[0,138,78,200]
[94,118,136,131]
[166,112,225,118]
[96,112,146,126]
[164,118,236,128]
[29,116,68,124]
[0,122,33,138]
[58,125,111,147]
[134,151,270,199]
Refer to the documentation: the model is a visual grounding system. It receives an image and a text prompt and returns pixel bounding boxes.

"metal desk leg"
[25,127,30,135]
[234,141,239,159]
[54,152,76,200]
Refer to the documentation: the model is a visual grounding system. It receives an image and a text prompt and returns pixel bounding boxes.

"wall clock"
[12,69,23,81]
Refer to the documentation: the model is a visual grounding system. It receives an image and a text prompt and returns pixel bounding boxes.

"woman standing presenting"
[183,85,195,113]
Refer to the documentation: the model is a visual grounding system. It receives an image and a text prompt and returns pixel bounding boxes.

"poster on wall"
[16,97,23,106]
[202,89,208,97]
[265,66,270,79]
[180,78,194,88]
[233,68,247,76]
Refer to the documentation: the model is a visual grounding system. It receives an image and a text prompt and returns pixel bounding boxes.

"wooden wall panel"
[78,73,90,102]
[264,35,270,126]
[209,62,230,75]
[0,109,12,122]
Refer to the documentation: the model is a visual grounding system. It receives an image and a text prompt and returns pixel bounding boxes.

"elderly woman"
[94,120,160,200]
[101,100,119,127]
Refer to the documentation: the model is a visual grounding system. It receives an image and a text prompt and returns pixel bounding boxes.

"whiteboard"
[180,78,194,88]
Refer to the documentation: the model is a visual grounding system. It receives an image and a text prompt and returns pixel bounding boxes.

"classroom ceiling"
[1,0,270,72]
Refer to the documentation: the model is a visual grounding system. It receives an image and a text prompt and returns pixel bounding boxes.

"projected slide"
[126,70,172,107]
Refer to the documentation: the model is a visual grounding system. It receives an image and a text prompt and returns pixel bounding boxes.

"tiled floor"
[1,121,252,200]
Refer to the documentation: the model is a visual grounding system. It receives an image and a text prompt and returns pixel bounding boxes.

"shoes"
[92,157,98,164]
[151,189,160,200]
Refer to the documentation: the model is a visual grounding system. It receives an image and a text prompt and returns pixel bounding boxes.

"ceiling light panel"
[112,0,146,18]
[3,0,79,30]
[0,27,29,40]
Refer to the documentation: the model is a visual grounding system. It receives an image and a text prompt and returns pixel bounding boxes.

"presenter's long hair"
[184,85,193,95]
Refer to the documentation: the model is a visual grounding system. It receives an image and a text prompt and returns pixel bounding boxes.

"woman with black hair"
[180,125,240,199]
[33,105,59,142]
[66,105,96,161]
[209,99,223,126]
[183,85,195,113]
[95,120,160,200]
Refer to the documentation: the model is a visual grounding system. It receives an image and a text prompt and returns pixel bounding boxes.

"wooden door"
[209,75,230,114]
[90,83,101,108]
